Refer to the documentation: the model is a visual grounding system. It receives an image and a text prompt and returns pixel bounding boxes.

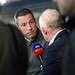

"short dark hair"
[14,8,34,21]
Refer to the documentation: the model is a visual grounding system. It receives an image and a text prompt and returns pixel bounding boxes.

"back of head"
[39,9,63,29]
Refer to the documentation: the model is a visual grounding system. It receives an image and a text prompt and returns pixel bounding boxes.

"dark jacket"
[62,29,75,75]
[25,29,46,75]
[0,22,28,75]
[40,29,70,75]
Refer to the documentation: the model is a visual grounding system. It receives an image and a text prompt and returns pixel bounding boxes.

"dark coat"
[0,22,28,75]
[40,29,70,75]
[25,29,46,75]
[62,29,75,75]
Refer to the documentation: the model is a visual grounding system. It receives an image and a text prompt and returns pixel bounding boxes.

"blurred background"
[0,0,57,25]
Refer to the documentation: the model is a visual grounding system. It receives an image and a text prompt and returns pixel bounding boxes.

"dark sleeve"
[0,24,28,75]
[62,30,75,75]
[8,24,28,75]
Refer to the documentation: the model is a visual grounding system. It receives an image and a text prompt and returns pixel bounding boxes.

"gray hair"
[39,9,63,29]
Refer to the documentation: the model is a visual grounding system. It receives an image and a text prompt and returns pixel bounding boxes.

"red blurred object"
[32,48,44,56]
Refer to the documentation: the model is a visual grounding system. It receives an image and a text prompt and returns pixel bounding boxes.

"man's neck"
[49,28,65,45]
[25,37,35,42]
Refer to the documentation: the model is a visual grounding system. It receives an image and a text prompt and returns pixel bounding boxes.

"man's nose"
[27,23,32,30]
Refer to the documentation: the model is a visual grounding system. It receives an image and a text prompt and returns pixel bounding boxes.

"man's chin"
[27,35,36,39]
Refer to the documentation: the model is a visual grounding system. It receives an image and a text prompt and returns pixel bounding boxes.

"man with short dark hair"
[14,8,46,75]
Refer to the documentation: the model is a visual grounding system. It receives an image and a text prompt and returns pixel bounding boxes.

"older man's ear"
[41,27,48,35]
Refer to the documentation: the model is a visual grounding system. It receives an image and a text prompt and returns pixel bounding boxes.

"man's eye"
[21,23,26,26]
[30,20,34,24]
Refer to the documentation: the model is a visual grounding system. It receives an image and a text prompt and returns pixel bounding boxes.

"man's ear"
[42,27,47,35]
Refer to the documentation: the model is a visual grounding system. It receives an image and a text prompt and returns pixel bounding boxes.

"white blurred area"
[0,0,57,25]
[0,0,7,5]
[0,0,21,5]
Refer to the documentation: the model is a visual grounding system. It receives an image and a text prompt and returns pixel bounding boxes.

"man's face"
[17,14,37,39]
